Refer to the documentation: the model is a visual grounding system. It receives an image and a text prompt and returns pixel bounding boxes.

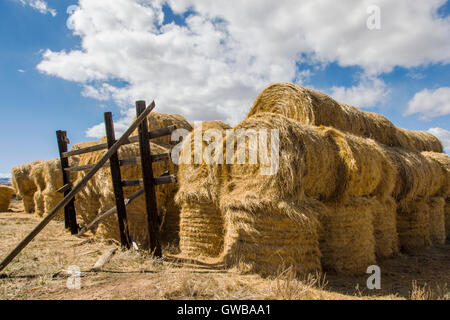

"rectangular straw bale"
[318,197,376,274]
[428,197,446,245]
[371,197,399,259]
[397,200,431,251]
[0,185,14,212]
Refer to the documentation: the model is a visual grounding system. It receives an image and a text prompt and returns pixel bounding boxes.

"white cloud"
[428,127,450,152]
[36,0,450,134]
[406,87,450,119]
[18,69,25,73]
[85,108,135,138]
[329,77,388,108]
[17,0,57,16]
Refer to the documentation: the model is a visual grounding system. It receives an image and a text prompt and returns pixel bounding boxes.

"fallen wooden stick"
[90,248,117,271]
[77,188,145,236]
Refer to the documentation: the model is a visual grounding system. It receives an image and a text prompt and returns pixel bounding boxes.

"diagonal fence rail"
[0,100,177,272]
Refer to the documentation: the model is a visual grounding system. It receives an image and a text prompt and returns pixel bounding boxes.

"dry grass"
[1,206,448,300]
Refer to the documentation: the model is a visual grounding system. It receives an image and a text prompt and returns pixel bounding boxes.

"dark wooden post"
[104,112,130,249]
[136,101,162,257]
[56,130,78,234]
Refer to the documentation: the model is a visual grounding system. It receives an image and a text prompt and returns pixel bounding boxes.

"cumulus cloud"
[36,0,450,136]
[17,0,57,16]
[428,127,450,152]
[406,87,450,119]
[330,77,388,108]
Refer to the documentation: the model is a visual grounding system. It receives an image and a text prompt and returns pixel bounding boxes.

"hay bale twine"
[372,197,399,259]
[319,197,376,274]
[248,83,442,152]
[0,185,14,211]
[396,200,431,251]
[11,160,44,213]
[428,197,446,245]
[221,201,321,276]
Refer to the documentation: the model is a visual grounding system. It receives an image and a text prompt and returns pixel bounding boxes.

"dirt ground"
[0,199,448,300]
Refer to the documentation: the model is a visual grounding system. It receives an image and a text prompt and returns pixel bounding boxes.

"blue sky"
[0,0,449,177]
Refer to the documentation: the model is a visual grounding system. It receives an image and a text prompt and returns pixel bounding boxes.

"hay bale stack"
[41,158,64,220]
[74,142,178,245]
[176,121,231,257]
[29,162,46,217]
[319,197,376,274]
[428,197,446,245]
[421,151,450,197]
[372,197,399,259]
[386,147,437,203]
[221,201,321,276]
[179,202,224,257]
[248,83,442,152]
[11,160,44,212]
[317,126,396,201]
[396,200,431,251]
[218,113,394,203]
[0,185,14,211]
[131,112,193,147]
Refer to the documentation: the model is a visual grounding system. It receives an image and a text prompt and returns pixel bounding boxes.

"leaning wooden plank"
[0,101,155,273]
[77,188,145,236]
[90,248,118,271]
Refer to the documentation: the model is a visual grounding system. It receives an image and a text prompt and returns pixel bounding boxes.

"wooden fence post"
[136,101,162,257]
[56,130,78,234]
[104,112,131,249]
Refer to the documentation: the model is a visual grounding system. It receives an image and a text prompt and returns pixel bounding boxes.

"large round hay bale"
[397,200,431,251]
[421,151,450,198]
[219,113,394,204]
[131,112,193,147]
[248,83,442,152]
[0,185,14,211]
[372,197,399,259]
[428,197,446,245]
[386,148,437,203]
[221,200,321,276]
[41,158,64,220]
[11,160,44,213]
[319,197,376,274]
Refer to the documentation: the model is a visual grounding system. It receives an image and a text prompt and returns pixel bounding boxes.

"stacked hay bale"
[0,185,14,211]
[11,160,44,213]
[215,114,323,275]
[29,162,47,217]
[175,121,231,258]
[248,83,442,152]
[386,148,447,250]
[421,151,450,240]
[74,141,177,246]
[41,158,64,220]
[73,112,192,245]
